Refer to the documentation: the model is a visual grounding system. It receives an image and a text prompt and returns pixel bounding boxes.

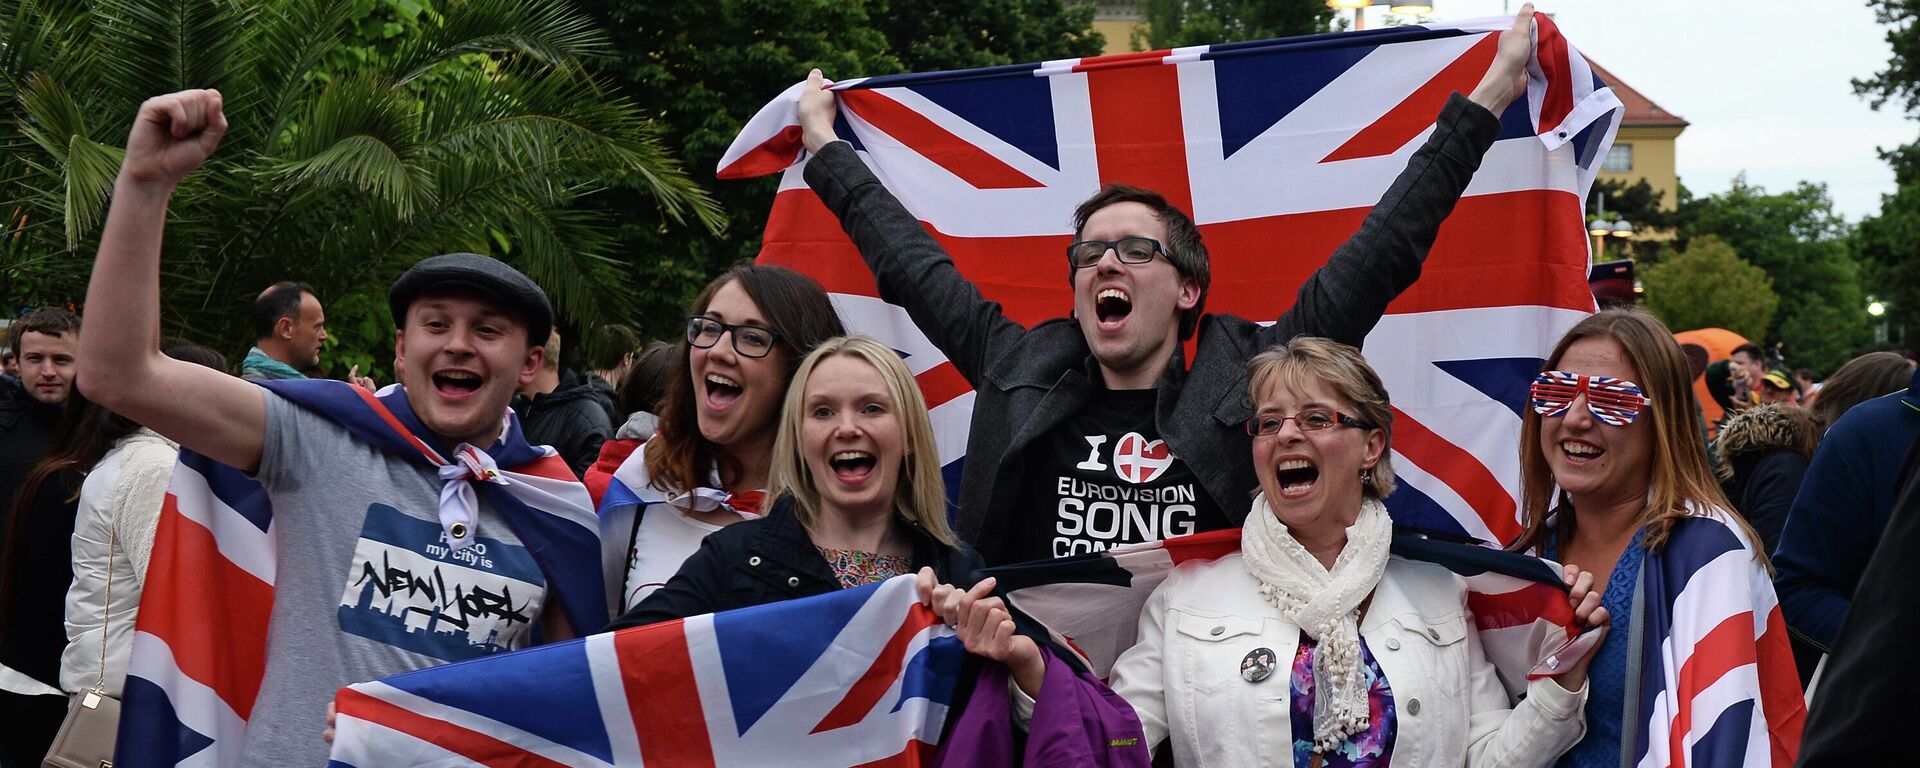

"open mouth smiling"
[1275,458,1320,498]
[829,450,877,484]
[1095,287,1133,327]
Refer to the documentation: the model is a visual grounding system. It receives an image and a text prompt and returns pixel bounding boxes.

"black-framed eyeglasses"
[685,316,781,358]
[1066,237,1169,269]
[1244,408,1377,437]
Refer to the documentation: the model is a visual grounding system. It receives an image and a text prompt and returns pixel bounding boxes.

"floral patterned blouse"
[817,547,914,589]
[1291,631,1397,767]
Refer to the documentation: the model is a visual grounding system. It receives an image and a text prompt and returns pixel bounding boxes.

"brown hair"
[1809,351,1914,433]
[768,335,955,545]
[1071,184,1210,340]
[1245,336,1396,499]
[646,266,846,493]
[9,306,80,359]
[1513,309,1754,557]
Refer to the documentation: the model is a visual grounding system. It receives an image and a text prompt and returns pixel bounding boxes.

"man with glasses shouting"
[795,10,1539,564]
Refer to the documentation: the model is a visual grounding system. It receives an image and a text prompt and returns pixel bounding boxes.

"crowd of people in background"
[0,6,1914,766]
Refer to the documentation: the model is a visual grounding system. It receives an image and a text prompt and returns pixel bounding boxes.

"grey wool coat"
[802,93,1503,565]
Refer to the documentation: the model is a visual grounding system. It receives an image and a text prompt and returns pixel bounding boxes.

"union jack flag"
[327,574,965,766]
[719,16,1622,545]
[117,380,606,766]
[1630,510,1804,768]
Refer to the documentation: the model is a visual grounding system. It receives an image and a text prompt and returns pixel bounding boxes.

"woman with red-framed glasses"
[1513,309,1803,768]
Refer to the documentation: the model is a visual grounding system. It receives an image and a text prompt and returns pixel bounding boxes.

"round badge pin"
[1240,647,1276,683]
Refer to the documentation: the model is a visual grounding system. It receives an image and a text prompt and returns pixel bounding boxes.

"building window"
[1603,144,1633,172]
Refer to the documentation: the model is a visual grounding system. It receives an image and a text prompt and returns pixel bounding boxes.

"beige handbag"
[43,517,121,768]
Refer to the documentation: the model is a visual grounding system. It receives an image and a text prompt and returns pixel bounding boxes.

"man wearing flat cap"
[80,89,604,764]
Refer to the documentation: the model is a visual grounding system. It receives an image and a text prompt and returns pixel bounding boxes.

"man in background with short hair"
[242,281,326,380]
[0,307,80,516]
[515,328,615,477]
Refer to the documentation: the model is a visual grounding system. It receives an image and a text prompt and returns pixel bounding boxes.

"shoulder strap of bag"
[1618,557,1647,768]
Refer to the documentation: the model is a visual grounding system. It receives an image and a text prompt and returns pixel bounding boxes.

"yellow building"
[1090,1,1142,55]
[1587,61,1688,213]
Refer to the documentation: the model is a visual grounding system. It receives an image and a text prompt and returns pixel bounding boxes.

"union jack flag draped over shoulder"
[720,16,1617,545]
[115,380,606,766]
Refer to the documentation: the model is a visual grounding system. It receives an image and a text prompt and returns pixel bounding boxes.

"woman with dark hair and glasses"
[598,265,846,616]
[1107,336,1603,767]
[1514,309,1801,767]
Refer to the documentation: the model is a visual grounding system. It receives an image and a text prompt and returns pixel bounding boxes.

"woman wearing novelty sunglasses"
[1514,309,1800,768]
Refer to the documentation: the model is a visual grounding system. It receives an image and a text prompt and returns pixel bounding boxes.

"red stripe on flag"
[1390,406,1522,543]
[1162,529,1243,565]
[759,188,1595,326]
[812,603,943,734]
[1533,14,1575,134]
[335,688,571,767]
[1466,582,1574,633]
[140,498,273,719]
[1757,607,1807,767]
[1072,49,1172,73]
[913,362,971,411]
[516,453,581,483]
[616,621,718,767]
[1668,610,1762,768]
[717,125,804,180]
[839,90,1045,190]
[350,386,445,464]
[1322,34,1500,163]
[1086,63,1193,214]
[851,740,938,767]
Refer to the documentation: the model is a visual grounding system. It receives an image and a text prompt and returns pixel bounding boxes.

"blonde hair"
[1246,336,1396,499]
[1513,309,1756,559]
[768,335,955,545]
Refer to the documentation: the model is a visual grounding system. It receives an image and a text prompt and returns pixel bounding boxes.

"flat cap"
[388,253,553,344]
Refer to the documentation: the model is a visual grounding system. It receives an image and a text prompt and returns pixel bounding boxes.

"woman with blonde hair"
[607,334,977,626]
[1515,308,1802,767]
[1097,336,1604,767]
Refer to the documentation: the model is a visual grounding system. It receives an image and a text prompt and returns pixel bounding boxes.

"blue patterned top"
[1550,528,1646,768]
[1290,631,1397,767]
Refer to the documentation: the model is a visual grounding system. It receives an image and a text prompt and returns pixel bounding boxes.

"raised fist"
[121,89,228,188]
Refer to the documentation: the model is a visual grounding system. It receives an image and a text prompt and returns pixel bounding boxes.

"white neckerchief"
[437,444,509,551]
[1239,493,1391,753]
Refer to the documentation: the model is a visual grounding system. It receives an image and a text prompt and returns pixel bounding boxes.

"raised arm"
[80,90,266,471]
[1260,5,1530,349]
[796,70,1025,385]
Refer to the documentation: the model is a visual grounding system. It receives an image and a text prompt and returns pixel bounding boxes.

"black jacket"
[0,381,59,552]
[606,497,982,630]
[0,468,81,686]
[1797,432,1920,767]
[804,94,1501,564]
[517,369,615,477]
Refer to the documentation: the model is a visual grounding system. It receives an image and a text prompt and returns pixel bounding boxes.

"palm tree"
[0,0,722,372]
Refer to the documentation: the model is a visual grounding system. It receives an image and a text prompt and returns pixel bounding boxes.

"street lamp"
[1588,192,1634,262]
[1869,300,1887,317]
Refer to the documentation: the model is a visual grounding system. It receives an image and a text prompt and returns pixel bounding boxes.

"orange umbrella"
[1673,328,1750,433]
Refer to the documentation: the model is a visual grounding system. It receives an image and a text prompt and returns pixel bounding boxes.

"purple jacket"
[934,650,1149,768]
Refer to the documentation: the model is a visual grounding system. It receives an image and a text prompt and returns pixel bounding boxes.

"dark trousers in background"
[0,689,67,768]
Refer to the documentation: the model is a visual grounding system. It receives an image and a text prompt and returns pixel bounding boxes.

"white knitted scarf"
[1239,493,1392,753]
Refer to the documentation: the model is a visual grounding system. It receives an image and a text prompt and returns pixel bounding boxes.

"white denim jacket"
[1109,553,1587,768]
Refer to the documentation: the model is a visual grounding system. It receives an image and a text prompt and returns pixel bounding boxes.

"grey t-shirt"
[241,391,548,764]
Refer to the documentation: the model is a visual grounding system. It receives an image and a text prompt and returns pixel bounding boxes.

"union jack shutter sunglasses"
[1529,371,1649,426]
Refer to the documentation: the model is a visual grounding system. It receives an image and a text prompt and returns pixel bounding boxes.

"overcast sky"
[1369,0,1915,219]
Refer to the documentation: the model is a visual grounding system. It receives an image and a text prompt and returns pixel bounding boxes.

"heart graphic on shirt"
[1112,432,1173,485]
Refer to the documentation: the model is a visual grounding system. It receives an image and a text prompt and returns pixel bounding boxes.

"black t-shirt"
[1002,387,1231,563]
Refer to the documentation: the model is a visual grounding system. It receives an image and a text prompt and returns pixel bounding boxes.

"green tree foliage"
[1641,236,1778,343]
[1673,176,1867,374]
[576,0,1104,344]
[0,0,721,378]
[1133,0,1334,50]
[1852,0,1920,351]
